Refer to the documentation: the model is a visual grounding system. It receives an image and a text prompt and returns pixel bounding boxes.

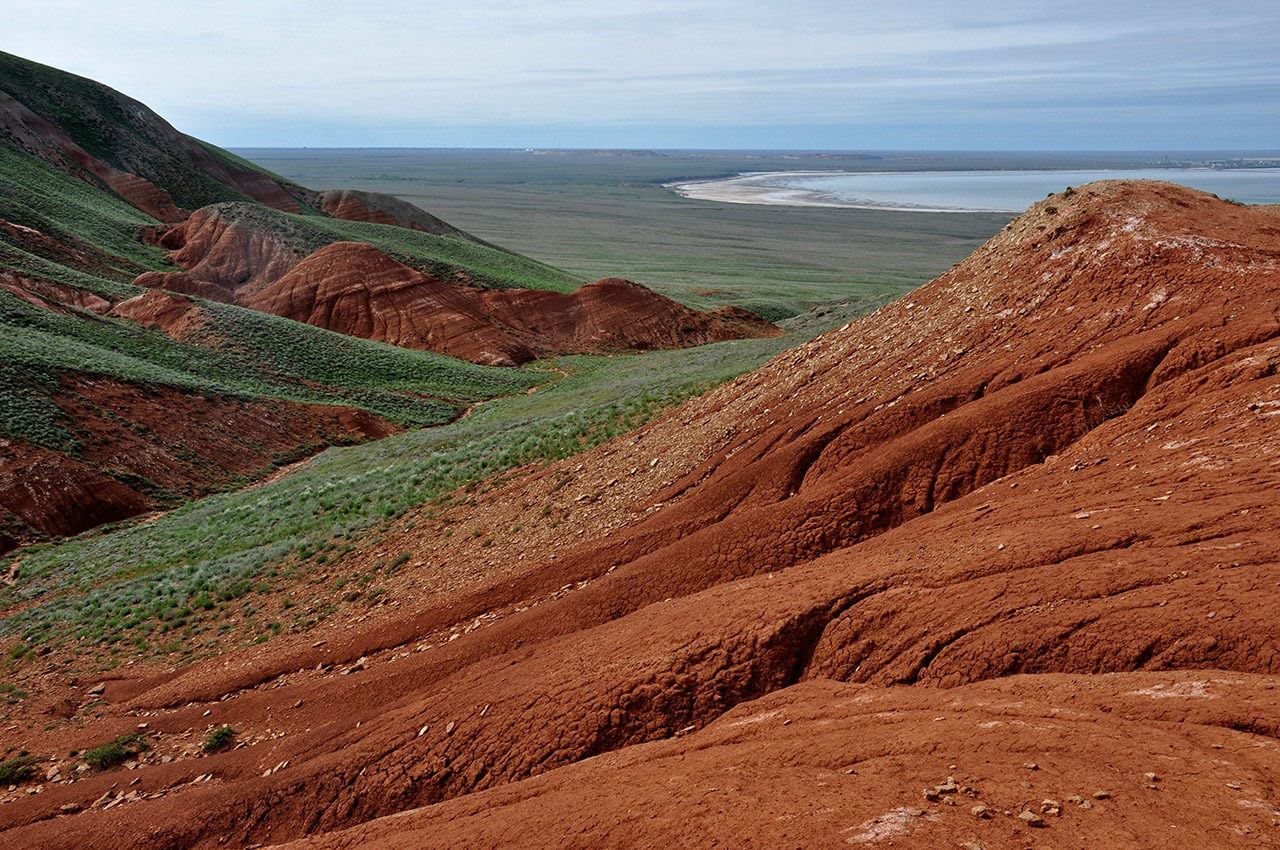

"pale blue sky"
[3,0,1277,149]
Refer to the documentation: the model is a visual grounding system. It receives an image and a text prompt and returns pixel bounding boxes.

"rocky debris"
[1018,810,1045,827]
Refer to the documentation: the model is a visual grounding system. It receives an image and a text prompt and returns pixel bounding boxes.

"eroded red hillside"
[0,372,400,553]
[134,221,779,365]
[4,182,1280,849]
[320,189,477,239]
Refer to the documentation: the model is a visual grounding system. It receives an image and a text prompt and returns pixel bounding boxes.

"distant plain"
[234,149,1022,320]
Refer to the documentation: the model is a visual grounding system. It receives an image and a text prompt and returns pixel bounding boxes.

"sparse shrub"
[0,752,39,784]
[83,733,149,770]
[202,725,238,753]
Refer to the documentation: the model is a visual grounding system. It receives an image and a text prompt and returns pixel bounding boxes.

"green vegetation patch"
[0,309,870,659]
[0,285,537,451]
[202,724,238,752]
[82,732,148,770]
[0,752,40,784]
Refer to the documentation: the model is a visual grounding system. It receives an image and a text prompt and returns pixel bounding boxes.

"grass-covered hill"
[0,52,600,551]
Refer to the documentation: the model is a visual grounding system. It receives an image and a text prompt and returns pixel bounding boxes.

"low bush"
[202,725,238,753]
[83,733,149,770]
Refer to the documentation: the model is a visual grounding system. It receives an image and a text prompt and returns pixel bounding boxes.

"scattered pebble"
[1093,790,1111,800]
[971,804,990,818]
[1018,810,1045,827]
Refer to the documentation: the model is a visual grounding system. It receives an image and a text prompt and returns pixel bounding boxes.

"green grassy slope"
[0,287,539,452]
[0,304,867,664]
[0,145,172,285]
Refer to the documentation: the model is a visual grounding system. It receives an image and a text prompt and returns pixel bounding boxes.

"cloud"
[2,1,1276,147]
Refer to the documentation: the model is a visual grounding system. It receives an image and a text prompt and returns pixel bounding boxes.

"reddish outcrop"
[132,205,308,301]
[5,182,1280,848]
[320,189,476,239]
[134,229,779,364]
[0,374,401,553]
[247,241,778,365]
[2,269,112,315]
[107,290,208,341]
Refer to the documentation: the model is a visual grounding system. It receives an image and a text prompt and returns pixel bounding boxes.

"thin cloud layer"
[3,0,1276,148]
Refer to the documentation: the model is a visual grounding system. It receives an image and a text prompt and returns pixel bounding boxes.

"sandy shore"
[665,171,860,208]
[665,171,1004,213]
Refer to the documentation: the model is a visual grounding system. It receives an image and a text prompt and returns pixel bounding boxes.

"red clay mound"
[249,241,778,365]
[135,229,778,365]
[320,189,477,239]
[5,182,1280,848]
[132,205,309,302]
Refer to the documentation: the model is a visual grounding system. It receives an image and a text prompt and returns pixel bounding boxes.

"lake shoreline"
[665,171,1021,213]
[667,167,1280,212]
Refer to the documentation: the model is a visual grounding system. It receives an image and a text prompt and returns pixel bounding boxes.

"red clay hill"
[133,209,778,366]
[4,182,1280,849]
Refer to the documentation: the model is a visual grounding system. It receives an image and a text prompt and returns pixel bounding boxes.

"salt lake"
[671,168,1280,212]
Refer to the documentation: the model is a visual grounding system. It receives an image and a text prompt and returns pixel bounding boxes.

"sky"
[3,0,1278,150]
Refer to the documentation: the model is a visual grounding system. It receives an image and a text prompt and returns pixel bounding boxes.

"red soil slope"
[4,182,1280,849]
[320,189,476,239]
[0,369,400,553]
[250,241,778,365]
[134,219,779,365]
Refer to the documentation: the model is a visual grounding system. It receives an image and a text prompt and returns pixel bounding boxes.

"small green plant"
[202,725,238,753]
[83,733,149,770]
[0,752,39,784]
